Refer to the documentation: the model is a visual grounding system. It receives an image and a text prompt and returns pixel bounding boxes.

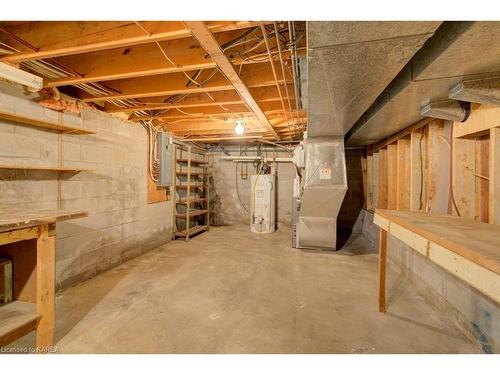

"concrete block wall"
[360,209,499,353]
[0,81,173,290]
[211,151,295,226]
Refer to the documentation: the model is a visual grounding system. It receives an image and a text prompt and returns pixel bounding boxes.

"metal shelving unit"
[173,144,210,241]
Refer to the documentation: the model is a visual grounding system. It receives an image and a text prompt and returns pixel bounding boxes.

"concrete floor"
[12,225,480,353]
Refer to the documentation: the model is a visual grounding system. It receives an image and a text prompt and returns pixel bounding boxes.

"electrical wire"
[235,162,249,213]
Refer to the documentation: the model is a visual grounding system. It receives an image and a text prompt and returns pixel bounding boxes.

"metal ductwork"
[296,136,347,249]
[420,100,471,122]
[293,21,441,250]
[346,21,500,146]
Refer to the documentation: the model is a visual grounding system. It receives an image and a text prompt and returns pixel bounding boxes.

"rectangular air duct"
[296,136,347,250]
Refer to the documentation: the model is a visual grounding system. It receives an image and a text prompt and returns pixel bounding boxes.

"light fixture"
[234,119,245,135]
[0,62,43,91]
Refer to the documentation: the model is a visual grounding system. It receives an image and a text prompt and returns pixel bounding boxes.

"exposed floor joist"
[0,21,264,62]
[184,21,280,139]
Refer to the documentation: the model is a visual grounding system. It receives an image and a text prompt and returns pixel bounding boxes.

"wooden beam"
[410,129,426,211]
[129,102,296,121]
[184,21,279,139]
[104,86,294,113]
[47,33,298,87]
[183,135,264,142]
[490,128,500,225]
[372,152,380,209]
[387,143,398,210]
[1,21,265,63]
[396,137,411,210]
[366,154,373,210]
[76,62,285,103]
[379,148,388,209]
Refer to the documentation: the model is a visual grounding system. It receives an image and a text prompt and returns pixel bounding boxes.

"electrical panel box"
[157,132,173,187]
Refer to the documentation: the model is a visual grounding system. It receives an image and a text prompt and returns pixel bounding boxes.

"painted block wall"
[361,209,499,353]
[0,81,173,290]
[210,152,295,226]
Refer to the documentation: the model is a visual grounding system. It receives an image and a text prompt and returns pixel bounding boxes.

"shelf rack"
[0,110,94,135]
[173,144,210,241]
[0,108,95,210]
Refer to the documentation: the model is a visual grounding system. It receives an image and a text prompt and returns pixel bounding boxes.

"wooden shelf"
[176,209,208,219]
[0,164,92,173]
[176,198,207,204]
[176,158,208,165]
[175,225,208,238]
[175,184,207,189]
[0,110,94,135]
[0,301,39,347]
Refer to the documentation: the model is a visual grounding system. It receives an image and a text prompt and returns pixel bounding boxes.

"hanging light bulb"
[234,119,245,135]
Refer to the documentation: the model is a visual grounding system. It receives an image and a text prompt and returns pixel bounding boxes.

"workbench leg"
[36,224,55,351]
[378,228,387,313]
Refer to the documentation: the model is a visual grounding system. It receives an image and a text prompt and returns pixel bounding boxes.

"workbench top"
[0,210,87,233]
[374,209,500,275]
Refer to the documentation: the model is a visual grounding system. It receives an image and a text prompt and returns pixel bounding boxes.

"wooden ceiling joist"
[76,62,287,102]
[104,87,294,113]
[128,101,294,121]
[184,21,279,139]
[45,29,298,88]
[0,21,264,63]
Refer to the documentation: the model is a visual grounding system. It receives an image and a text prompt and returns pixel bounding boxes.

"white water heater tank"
[250,174,276,233]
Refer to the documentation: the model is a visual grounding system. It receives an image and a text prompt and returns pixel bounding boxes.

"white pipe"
[220,156,292,163]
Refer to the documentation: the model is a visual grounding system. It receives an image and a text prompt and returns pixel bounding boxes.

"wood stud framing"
[362,104,500,227]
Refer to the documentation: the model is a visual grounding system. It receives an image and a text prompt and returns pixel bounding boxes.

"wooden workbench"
[373,209,500,312]
[0,210,86,350]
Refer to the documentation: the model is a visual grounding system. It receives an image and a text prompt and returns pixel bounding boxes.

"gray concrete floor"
[13,225,480,353]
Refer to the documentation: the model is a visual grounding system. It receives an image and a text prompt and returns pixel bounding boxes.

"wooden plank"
[453,104,500,139]
[375,209,500,275]
[378,228,387,313]
[0,110,94,135]
[185,21,279,139]
[0,210,86,233]
[397,137,411,210]
[35,224,55,348]
[0,164,92,173]
[366,154,373,210]
[1,21,265,63]
[0,301,39,347]
[361,156,368,209]
[490,128,500,225]
[453,136,476,219]
[378,148,388,209]
[410,130,426,211]
[374,210,500,302]
[427,120,450,214]
[372,153,380,209]
[368,117,434,154]
[387,143,398,210]
[0,227,39,246]
[475,135,490,223]
[147,174,167,204]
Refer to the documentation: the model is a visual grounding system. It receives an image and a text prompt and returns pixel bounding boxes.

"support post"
[378,228,387,313]
[35,224,55,350]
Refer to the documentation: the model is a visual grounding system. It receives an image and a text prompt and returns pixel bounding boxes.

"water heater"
[250,174,276,233]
